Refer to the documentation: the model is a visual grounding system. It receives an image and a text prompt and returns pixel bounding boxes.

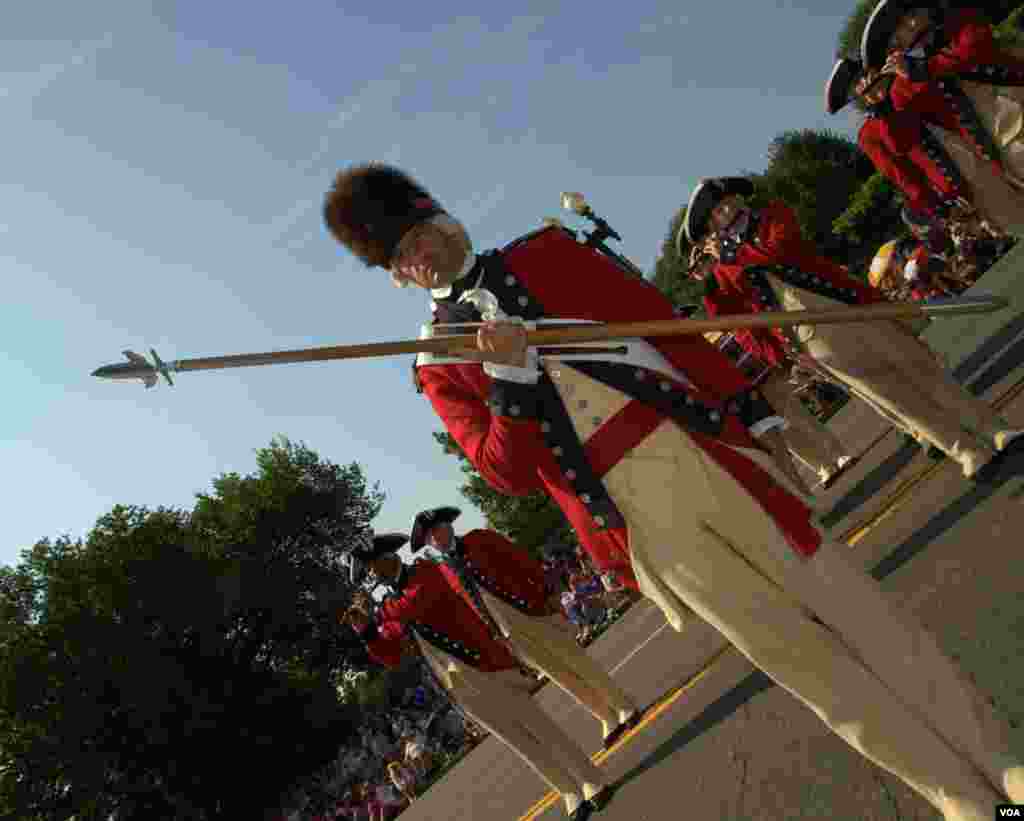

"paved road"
[399,272,1024,820]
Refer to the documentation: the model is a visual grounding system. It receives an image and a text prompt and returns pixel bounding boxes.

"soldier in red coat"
[409,505,641,749]
[825,54,1024,237]
[684,175,1021,483]
[862,1,1024,209]
[688,245,855,490]
[340,531,610,821]
[324,163,1023,819]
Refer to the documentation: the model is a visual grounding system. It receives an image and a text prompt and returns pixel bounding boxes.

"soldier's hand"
[454,320,528,367]
[882,51,910,79]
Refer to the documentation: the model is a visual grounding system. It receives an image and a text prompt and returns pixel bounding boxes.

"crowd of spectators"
[542,545,641,645]
[277,540,642,820]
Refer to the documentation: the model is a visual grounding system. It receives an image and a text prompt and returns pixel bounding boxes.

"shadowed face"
[708,194,747,234]
[389,220,472,289]
[890,8,932,52]
[426,522,455,550]
[367,553,402,584]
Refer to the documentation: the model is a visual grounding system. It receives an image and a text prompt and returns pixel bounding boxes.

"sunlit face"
[890,9,932,51]
[389,221,471,290]
[855,71,892,107]
[708,194,746,234]
[426,522,455,551]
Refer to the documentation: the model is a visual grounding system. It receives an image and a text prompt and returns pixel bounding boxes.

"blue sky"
[1,0,863,568]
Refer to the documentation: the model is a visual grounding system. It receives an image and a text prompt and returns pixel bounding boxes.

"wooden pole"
[168,296,1008,374]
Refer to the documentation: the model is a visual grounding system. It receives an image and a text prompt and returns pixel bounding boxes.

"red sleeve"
[418,364,547,496]
[759,201,806,259]
[859,121,942,215]
[377,567,440,625]
[365,620,407,668]
[927,10,998,77]
[465,529,542,575]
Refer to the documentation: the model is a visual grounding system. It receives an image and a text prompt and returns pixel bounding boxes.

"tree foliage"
[756,129,877,262]
[0,438,385,820]
[831,171,907,272]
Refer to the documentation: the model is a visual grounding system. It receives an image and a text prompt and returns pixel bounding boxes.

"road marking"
[516,646,733,821]
[515,376,1024,821]
[842,376,1024,546]
[609,621,669,674]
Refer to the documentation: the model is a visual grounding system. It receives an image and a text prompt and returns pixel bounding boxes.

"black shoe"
[568,800,594,821]
[586,785,618,813]
[601,709,644,750]
[969,452,1005,484]
[971,435,1024,484]
[623,708,644,731]
[821,455,860,490]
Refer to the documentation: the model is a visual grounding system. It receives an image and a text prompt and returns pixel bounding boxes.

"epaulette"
[500,222,576,253]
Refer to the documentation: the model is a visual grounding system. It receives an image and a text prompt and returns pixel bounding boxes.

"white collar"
[430,251,478,299]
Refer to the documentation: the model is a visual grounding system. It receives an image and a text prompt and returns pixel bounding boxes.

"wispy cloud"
[263,14,549,250]
[264,77,409,249]
[0,32,115,104]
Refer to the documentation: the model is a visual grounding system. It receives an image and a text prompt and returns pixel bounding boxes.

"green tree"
[0,439,384,820]
[432,432,577,558]
[649,129,876,303]
[755,129,878,265]
[831,171,906,272]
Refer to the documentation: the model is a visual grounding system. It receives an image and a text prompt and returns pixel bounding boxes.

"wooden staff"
[91,295,1009,388]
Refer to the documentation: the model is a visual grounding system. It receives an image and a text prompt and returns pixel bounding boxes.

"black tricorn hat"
[683,177,755,244]
[410,506,462,551]
[342,530,410,585]
[825,57,865,114]
[861,0,921,69]
[323,163,446,268]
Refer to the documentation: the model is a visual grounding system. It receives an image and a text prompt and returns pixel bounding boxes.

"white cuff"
[750,415,789,437]
[483,349,540,384]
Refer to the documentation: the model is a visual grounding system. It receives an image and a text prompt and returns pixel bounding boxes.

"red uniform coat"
[703,282,790,368]
[714,201,883,306]
[417,227,823,580]
[453,529,562,615]
[858,111,966,217]
[708,201,884,368]
[363,560,519,673]
[891,8,1024,87]
[889,8,1024,170]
